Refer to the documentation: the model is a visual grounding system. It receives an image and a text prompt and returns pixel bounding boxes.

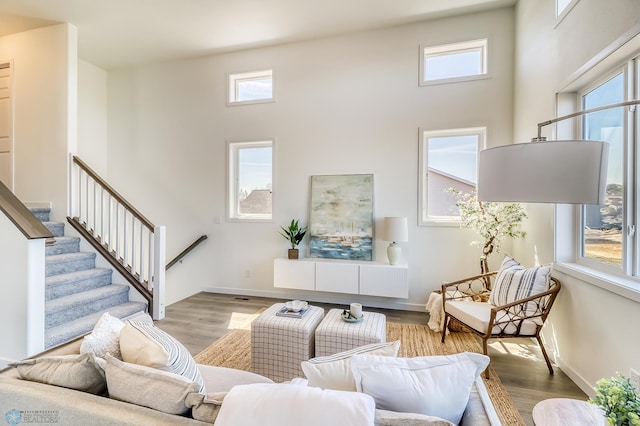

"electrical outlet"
[630,368,640,390]
[244,269,251,278]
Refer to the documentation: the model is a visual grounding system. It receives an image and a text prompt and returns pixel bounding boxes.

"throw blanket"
[214,382,376,426]
[426,291,447,334]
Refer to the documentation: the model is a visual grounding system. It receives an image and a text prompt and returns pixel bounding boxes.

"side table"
[315,308,386,357]
[532,398,606,425]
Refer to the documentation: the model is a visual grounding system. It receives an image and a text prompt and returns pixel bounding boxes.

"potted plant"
[589,373,640,426]
[280,219,307,259]
[448,189,527,274]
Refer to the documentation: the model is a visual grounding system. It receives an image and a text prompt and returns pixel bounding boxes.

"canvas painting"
[309,174,374,261]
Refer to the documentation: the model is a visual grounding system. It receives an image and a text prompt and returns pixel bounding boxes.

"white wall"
[106,8,516,307]
[78,60,108,176]
[513,0,640,394]
[0,24,77,221]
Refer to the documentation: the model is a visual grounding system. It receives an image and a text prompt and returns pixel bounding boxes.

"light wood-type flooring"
[156,292,587,426]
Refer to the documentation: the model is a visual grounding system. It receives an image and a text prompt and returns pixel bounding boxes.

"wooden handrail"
[72,156,155,231]
[0,180,53,240]
[166,235,208,270]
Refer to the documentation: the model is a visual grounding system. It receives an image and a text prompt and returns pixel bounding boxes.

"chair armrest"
[441,272,497,302]
[490,279,560,316]
[488,279,561,335]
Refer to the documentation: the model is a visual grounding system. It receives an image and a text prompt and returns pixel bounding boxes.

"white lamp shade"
[383,217,408,242]
[477,140,609,205]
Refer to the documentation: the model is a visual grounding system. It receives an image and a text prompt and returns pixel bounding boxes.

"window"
[419,128,484,225]
[227,69,274,105]
[580,72,625,267]
[420,39,488,86]
[556,0,580,20]
[227,140,273,221]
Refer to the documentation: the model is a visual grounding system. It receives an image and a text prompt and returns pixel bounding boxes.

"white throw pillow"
[301,340,400,391]
[119,321,205,393]
[213,383,376,426]
[351,352,489,425]
[104,354,200,415]
[489,254,552,315]
[80,312,125,360]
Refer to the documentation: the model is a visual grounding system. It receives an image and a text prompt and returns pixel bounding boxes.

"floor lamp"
[477,100,640,204]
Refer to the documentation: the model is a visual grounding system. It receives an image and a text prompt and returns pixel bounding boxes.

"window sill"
[554,262,640,304]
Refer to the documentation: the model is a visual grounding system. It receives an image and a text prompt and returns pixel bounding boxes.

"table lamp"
[383,217,408,265]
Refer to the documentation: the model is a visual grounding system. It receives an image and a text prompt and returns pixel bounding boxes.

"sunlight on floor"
[227,312,260,330]
[489,339,542,362]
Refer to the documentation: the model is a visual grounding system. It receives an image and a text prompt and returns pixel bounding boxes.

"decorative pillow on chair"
[489,254,552,315]
[80,312,125,360]
[301,340,401,391]
[119,321,205,393]
[351,352,489,425]
[11,352,106,395]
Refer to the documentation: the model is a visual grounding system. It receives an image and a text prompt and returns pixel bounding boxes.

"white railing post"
[152,225,166,320]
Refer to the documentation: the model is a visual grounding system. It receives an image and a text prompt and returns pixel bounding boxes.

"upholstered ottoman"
[315,308,386,357]
[251,303,324,382]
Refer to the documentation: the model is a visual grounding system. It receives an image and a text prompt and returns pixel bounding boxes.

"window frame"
[418,127,485,227]
[226,139,275,222]
[554,30,640,304]
[419,39,489,87]
[576,68,631,274]
[555,0,581,25]
[227,69,275,106]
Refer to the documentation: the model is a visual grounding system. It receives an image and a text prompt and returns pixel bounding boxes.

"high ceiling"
[0,0,516,70]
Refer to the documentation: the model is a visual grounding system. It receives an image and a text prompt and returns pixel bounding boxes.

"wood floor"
[156,292,587,426]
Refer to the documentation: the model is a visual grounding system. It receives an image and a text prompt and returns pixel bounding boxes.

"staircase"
[35,208,147,349]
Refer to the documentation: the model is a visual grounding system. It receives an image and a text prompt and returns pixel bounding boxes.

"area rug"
[195,317,525,426]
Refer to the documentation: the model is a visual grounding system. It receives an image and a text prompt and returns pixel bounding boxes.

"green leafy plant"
[280,219,307,249]
[448,189,527,274]
[589,373,640,426]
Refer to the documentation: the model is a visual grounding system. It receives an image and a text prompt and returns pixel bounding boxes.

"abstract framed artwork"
[309,174,374,261]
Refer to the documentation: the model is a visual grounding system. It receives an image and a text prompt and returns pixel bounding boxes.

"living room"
[0,0,639,424]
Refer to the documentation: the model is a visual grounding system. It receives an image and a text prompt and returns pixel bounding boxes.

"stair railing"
[68,155,165,320]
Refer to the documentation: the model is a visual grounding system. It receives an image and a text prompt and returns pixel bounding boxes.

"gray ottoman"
[251,303,324,382]
[315,308,386,357]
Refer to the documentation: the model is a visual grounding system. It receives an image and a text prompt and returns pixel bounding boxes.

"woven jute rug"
[195,313,525,426]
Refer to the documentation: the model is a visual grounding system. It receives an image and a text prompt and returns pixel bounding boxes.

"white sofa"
[0,318,501,426]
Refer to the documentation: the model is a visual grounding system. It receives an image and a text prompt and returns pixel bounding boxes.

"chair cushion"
[489,254,551,316]
[445,300,540,335]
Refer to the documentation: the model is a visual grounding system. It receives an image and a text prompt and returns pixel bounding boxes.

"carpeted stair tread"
[45,302,147,349]
[46,252,96,276]
[46,283,131,317]
[45,236,81,256]
[46,268,113,300]
[42,221,65,237]
[30,208,51,222]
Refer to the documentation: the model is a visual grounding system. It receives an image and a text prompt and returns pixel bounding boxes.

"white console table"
[273,258,408,298]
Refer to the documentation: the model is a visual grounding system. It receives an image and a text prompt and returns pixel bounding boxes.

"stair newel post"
[152,225,166,320]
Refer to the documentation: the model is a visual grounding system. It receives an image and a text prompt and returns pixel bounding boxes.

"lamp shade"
[383,217,408,242]
[477,140,609,205]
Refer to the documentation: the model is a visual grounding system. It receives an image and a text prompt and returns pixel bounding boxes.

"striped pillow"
[489,255,552,316]
[120,321,205,393]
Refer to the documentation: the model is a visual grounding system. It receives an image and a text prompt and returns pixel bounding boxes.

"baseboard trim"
[201,286,427,312]
[555,356,595,397]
